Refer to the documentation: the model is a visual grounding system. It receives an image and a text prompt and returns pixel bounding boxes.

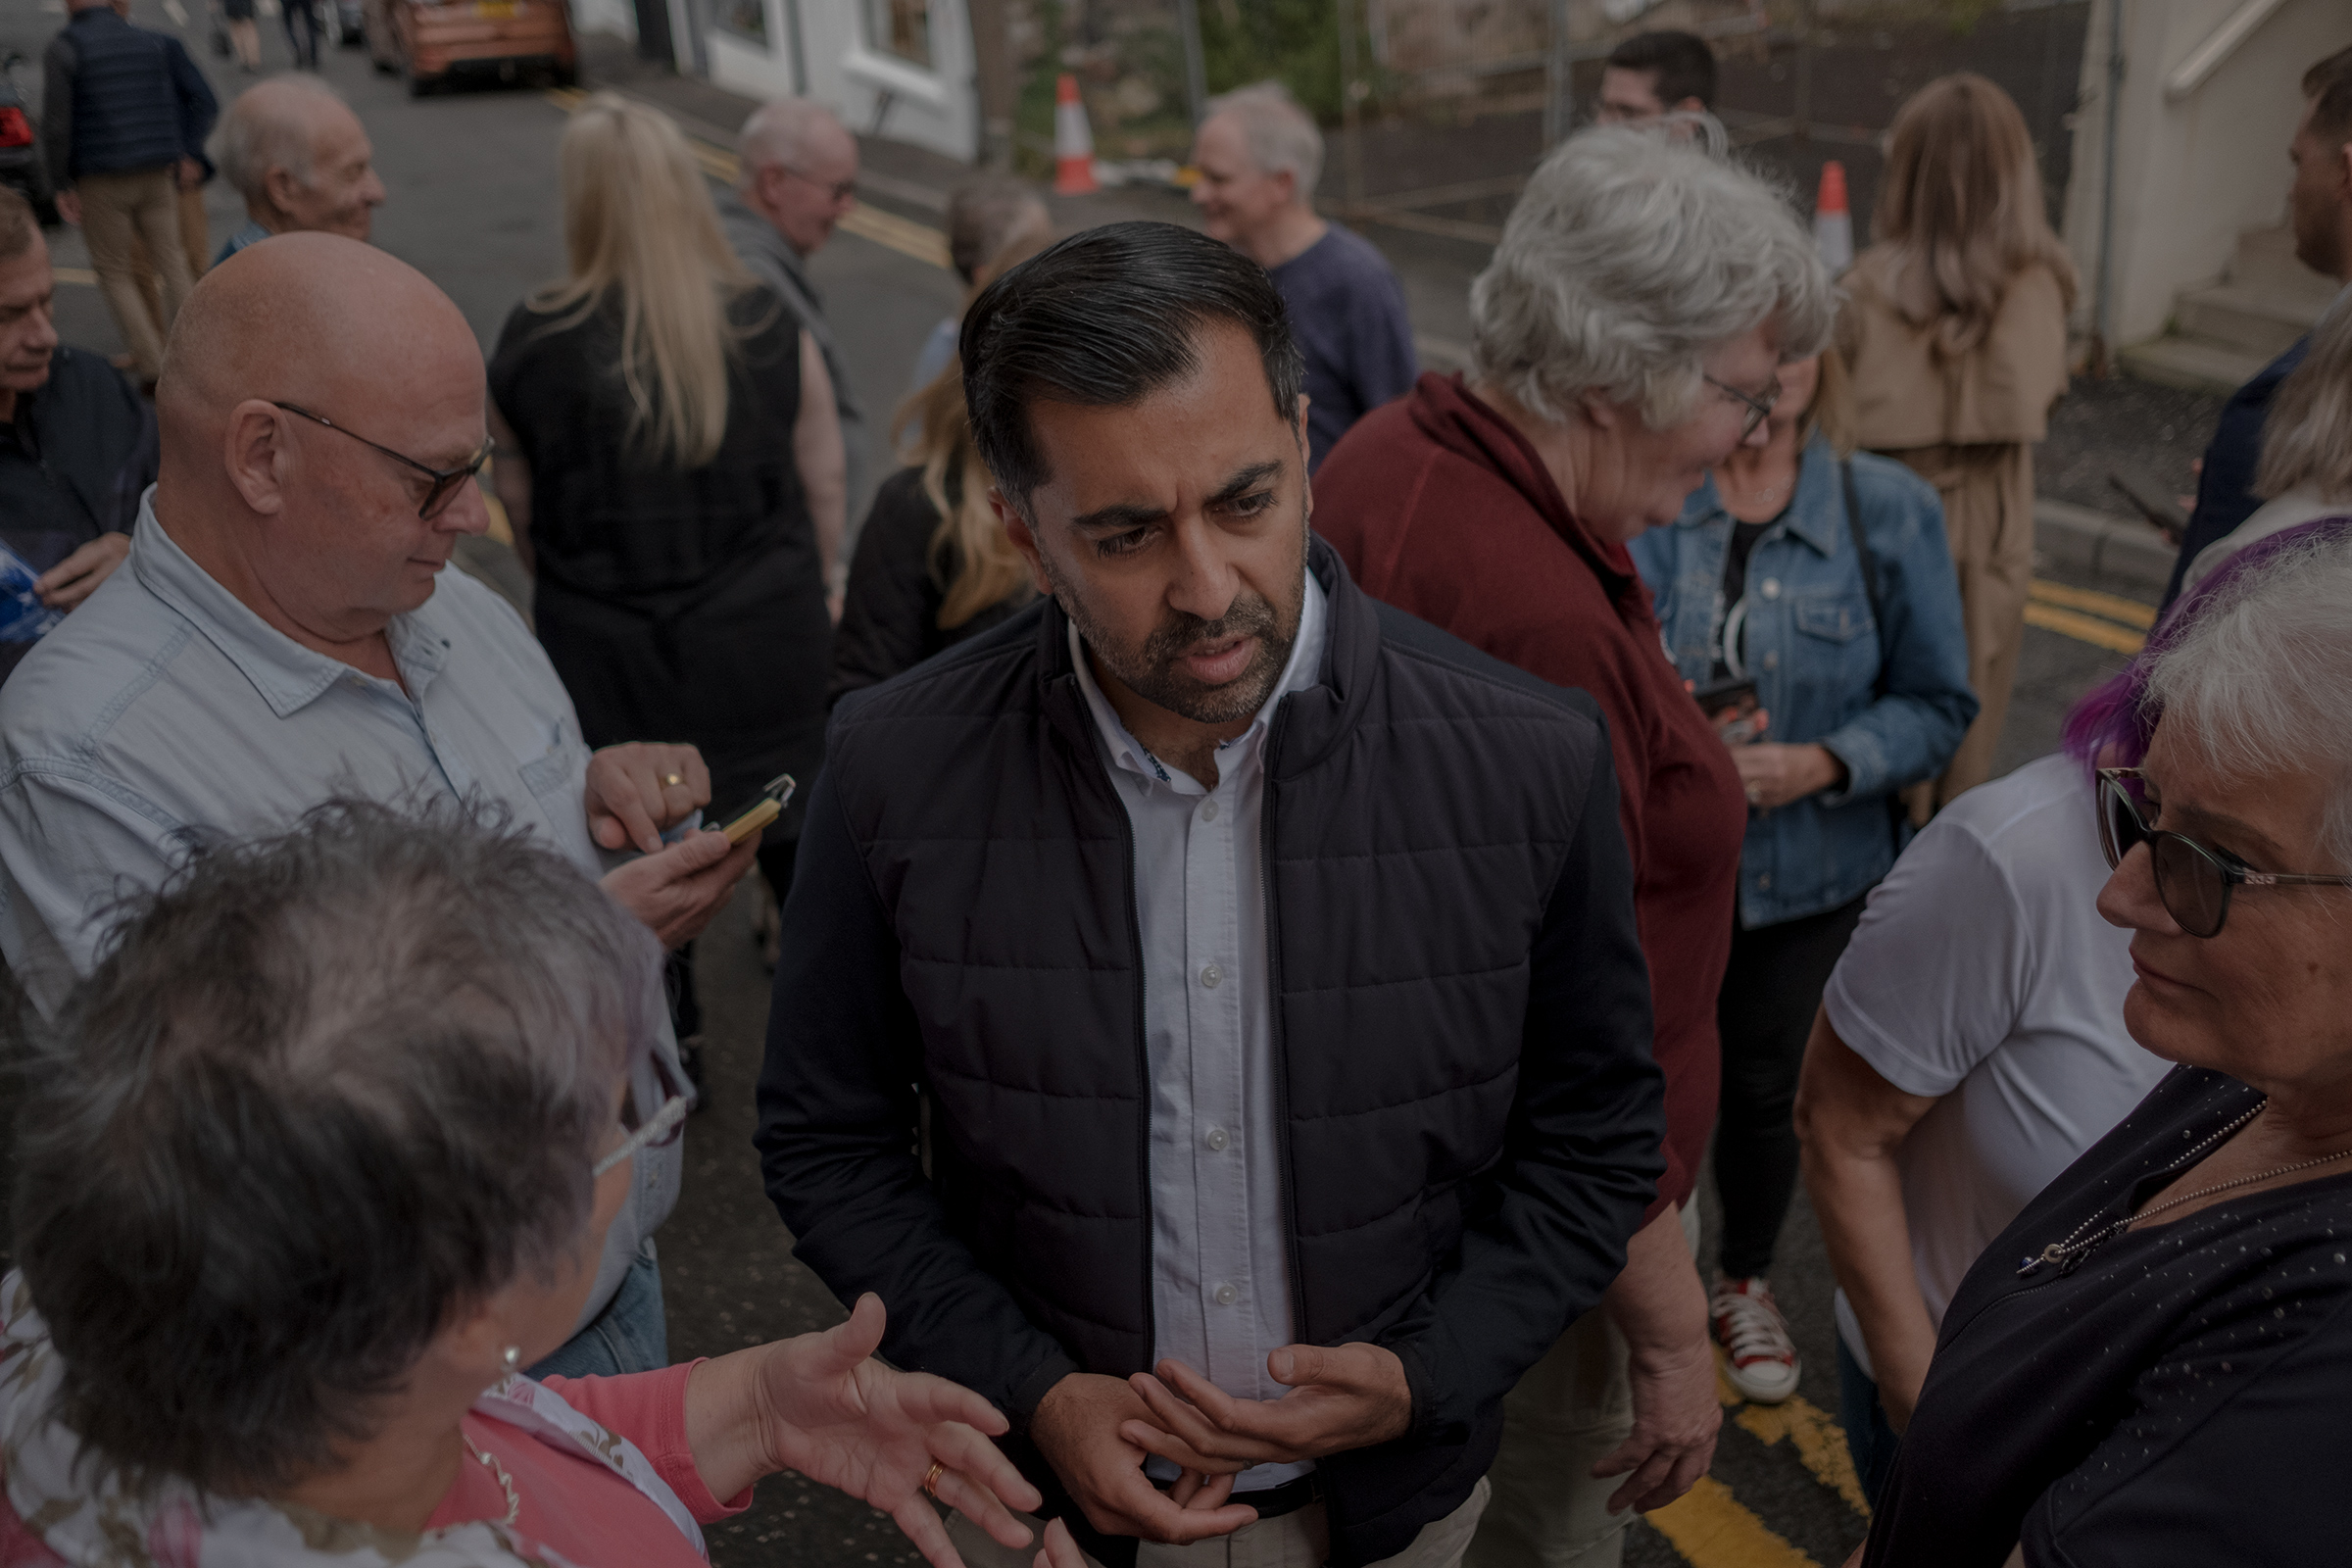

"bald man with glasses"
[0,233,759,1380]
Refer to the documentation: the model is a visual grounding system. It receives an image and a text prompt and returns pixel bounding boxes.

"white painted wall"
[803,0,978,162]
[572,0,639,44]
[2064,0,2352,345]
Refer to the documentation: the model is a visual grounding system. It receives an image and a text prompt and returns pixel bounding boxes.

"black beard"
[1047,561,1301,726]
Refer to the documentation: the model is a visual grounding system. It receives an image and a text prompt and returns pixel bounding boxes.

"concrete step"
[2226,223,2338,300]
[2177,282,2328,361]
[2116,333,2269,395]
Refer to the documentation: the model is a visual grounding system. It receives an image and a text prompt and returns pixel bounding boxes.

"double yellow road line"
[2026,579,2155,656]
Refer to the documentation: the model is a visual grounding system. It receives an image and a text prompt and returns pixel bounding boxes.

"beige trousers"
[1464,1203,1704,1568]
[947,1476,1492,1568]
[77,166,194,380]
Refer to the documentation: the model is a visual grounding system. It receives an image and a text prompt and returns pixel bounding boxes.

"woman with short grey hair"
[1318,125,1836,1565]
[0,804,1066,1568]
[1852,516,2352,1566]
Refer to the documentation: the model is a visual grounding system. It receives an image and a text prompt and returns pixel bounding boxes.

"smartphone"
[718,773,796,845]
[1691,676,1764,746]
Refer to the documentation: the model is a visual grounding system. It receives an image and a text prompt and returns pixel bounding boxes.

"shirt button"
[1204,1127,1230,1152]
[1200,799,1219,822]
[1213,1283,1239,1307]
[1200,963,1223,989]
[1761,578,1782,600]
[1758,874,1773,890]
[1763,652,1780,670]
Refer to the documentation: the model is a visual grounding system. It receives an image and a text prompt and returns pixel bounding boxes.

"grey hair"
[2256,295,2352,502]
[1469,125,1835,427]
[737,97,847,182]
[213,74,347,201]
[9,800,663,1496]
[945,173,1050,285]
[2144,526,2352,866]
[1203,81,1323,204]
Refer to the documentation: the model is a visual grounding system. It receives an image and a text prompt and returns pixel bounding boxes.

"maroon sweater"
[1314,372,1744,1212]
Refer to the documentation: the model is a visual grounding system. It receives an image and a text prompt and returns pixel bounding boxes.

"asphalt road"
[0,5,2153,1563]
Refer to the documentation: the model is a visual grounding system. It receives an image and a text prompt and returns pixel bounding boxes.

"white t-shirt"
[1823,753,2168,1377]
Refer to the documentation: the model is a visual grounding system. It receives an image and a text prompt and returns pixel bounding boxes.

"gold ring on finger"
[921,1460,946,1497]
[662,772,684,788]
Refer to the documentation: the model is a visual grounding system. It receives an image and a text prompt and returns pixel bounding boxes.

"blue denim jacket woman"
[1629,431,1977,927]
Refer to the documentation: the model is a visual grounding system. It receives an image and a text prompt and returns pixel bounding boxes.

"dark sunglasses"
[2095,766,2352,938]
[1704,373,1780,440]
[272,402,494,520]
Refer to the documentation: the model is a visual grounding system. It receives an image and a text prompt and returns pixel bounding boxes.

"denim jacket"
[1628,436,1977,927]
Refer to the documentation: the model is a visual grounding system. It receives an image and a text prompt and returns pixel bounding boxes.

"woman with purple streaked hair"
[1828,515,2352,1567]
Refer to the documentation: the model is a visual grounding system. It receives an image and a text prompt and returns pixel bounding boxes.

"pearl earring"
[502,1346,520,1373]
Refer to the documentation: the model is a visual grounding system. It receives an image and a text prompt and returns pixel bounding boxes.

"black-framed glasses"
[772,162,858,202]
[1704,374,1780,440]
[2096,766,2352,938]
[271,401,494,520]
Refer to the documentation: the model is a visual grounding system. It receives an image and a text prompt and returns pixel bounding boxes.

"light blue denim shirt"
[0,500,682,1337]
[1628,435,1977,926]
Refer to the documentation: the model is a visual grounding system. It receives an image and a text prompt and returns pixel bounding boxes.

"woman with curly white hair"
[1316,124,1836,1568]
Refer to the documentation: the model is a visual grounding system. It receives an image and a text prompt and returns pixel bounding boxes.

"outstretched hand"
[1121,1343,1412,1470]
[750,1294,1047,1568]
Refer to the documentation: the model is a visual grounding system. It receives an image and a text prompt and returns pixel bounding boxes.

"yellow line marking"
[55,267,97,286]
[2025,602,2146,656]
[2029,578,2156,629]
[1644,1477,1821,1568]
[544,88,952,270]
[1737,1396,1874,1518]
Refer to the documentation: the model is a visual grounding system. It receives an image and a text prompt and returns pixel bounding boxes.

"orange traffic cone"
[1054,74,1099,196]
[1814,160,1852,274]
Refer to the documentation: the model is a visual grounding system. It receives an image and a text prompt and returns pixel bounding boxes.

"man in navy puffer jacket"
[41,0,217,383]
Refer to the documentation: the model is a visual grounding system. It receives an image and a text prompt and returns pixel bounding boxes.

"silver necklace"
[463,1435,522,1527]
[2019,1099,2352,1277]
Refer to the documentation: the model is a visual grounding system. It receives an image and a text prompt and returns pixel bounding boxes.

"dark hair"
[2306,43,2352,150]
[960,220,1305,512]
[10,801,662,1496]
[1606,29,1717,112]
[0,185,36,265]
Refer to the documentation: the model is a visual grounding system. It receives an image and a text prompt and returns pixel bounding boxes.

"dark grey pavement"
[0,5,2171,1562]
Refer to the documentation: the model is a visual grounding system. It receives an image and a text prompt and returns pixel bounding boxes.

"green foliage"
[1199,0,1364,123]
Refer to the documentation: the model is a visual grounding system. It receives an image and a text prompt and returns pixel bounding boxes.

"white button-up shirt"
[1069,571,1329,1493]
[0,502,680,1332]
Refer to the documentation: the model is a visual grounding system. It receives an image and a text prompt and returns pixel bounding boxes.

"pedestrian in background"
[1593,29,1716,125]
[2161,45,2352,608]
[220,0,261,73]
[906,173,1048,392]
[281,0,323,70]
[719,97,867,534]
[489,93,842,926]
[1317,125,1835,1568]
[1857,517,2352,1567]
[1190,81,1414,472]
[0,186,150,689]
[1630,348,1976,1407]
[211,76,387,264]
[1840,73,2074,808]
[40,0,218,386]
[832,216,1050,705]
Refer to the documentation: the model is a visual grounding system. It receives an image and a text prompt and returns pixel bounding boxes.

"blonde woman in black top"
[489,93,845,907]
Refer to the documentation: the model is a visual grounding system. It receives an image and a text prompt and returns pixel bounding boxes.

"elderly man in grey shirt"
[717,97,866,543]
[0,234,760,1379]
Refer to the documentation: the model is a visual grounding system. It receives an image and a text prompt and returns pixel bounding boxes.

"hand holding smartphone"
[1691,676,1766,746]
[718,773,796,845]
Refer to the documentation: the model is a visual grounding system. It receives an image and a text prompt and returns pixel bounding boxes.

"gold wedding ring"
[921,1460,946,1497]
[662,772,684,788]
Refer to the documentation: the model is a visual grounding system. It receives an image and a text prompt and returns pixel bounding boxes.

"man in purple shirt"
[1191,82,1416,472]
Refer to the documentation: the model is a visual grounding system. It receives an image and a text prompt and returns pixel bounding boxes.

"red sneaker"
[1711,1275,1800,1403]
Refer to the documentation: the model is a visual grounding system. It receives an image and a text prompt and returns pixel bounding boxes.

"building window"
[719,0,766,44]
[863,0,929,68]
